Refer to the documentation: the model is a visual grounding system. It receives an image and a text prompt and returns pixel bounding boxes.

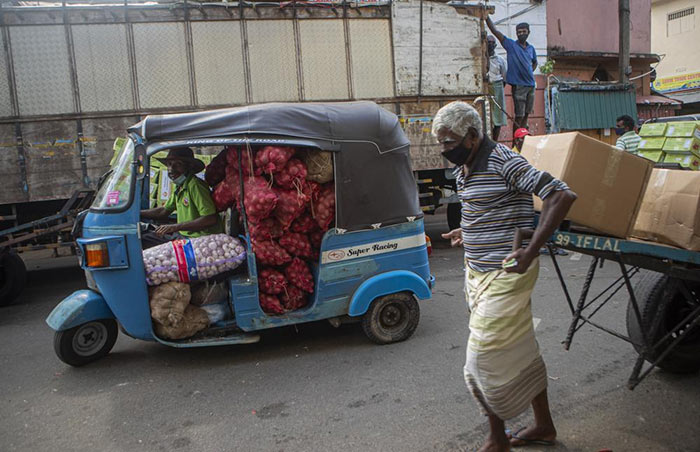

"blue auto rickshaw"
[47,102,435,366]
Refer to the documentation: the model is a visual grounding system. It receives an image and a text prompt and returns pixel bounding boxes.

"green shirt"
[164,175,224,238]
[615,131,642,155]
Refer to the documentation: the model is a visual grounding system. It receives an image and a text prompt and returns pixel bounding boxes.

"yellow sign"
[653,71,700,93]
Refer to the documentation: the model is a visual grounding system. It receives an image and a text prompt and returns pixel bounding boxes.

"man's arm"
[531,48,538,71]
[155,214,217,236]
[486,17,506,45]
[504,189,577,273]
[141,206,172,221]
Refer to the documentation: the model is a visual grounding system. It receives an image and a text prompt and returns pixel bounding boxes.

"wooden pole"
[619,0,630,84]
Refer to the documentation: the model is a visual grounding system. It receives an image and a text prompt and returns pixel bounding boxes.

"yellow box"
[639,123,667,137]
[663,151,700,170]
[637,150,665,162]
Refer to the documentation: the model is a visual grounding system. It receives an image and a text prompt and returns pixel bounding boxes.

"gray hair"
[431,101,483,138]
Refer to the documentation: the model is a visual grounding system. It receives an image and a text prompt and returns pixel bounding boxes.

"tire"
[361,292,420,345]
[447,203,462,231]
[626,271,700,374]
[0,252,27,307]
[53,319,118,367]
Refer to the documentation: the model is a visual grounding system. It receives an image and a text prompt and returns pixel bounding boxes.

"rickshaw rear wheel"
[362,292,420,344]
[54,319,118,367]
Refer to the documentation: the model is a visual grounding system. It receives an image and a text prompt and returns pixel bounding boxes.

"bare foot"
[507,425,557,447]
[478,438,511,452]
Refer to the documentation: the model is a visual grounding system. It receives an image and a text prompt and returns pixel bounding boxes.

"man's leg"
[479,414,510,452]
[493,126,501,141]
[508,388,557,446]
[512,85,526,137]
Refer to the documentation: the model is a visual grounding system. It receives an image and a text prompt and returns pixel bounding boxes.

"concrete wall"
[651,0,700,87]
[547,0,651,54]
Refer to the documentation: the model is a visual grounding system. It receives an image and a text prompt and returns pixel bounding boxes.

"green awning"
[554,85,637,130]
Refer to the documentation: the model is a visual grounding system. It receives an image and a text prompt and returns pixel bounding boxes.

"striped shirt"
[615,131,642,155]
[455,138,569,272]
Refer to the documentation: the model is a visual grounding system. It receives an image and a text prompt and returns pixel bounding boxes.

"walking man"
[487,35,508,141]
[486,17,538,138]
[435,101,577,451]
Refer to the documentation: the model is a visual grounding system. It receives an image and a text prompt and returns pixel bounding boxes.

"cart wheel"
[447,203,462,231]
[626,271,700,374]
[361,292,420,345]
[0,252,27,307]
[53,319,118,367]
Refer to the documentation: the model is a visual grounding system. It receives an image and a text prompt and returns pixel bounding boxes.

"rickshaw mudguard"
[46,289,115,332]
[348,270,432,317]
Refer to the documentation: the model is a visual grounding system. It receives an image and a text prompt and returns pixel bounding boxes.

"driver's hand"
[155,224,180,236]
[441,228,463,248]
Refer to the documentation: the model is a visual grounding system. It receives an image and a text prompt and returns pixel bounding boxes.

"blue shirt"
[502,37,537,87]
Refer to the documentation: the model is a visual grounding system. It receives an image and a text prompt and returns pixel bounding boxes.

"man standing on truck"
[487,35,508,141]
[140,147,223,248]
[486,17,537,140]
[435,101,576,451]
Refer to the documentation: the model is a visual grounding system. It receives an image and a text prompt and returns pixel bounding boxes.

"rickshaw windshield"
[92,139,135,210]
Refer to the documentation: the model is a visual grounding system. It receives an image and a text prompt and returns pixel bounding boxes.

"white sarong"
[463,258,547,420]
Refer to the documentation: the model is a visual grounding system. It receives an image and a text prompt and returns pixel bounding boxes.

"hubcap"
[380,304,404,328]
[72,322,108,357]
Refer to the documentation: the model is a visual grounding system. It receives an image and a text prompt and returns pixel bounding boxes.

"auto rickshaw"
[46,101,435,366]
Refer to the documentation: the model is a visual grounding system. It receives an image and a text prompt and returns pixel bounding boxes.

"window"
[667,7,695,36]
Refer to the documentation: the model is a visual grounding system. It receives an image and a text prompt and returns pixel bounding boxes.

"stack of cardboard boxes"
[522,132,700,251]
[637,121,700,170]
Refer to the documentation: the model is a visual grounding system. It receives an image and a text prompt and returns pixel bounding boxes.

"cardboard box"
[662,136,700,157]
[639,123,667,137]
[665,121,700,138]
[521,132,653,238]
[638,137,666,162]
[663,151,700,170]
[631,169,700,251]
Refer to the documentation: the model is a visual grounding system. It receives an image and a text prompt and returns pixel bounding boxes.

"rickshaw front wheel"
[54,319,118,367]
[361,292,420,345]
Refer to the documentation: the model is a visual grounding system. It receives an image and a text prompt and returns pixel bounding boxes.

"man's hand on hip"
[441,228,463,248]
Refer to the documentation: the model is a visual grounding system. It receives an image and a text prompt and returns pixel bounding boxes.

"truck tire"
[626,271,700,374]
[447,203,461,231]
[54,319,118,367]
[361,292,420,344]
[0,252,27,307]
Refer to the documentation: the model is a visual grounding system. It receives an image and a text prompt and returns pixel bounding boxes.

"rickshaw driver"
[140,147,224,249]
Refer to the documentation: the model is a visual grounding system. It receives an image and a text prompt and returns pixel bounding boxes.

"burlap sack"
[153,305,210,340]
[300,150,333,184]
[148,282,191,327]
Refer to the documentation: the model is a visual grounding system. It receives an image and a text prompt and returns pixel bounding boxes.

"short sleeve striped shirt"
[615,131,642,155]
[455,138,569,272]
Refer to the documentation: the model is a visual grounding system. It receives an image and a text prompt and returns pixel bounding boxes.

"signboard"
[653,71,700,93]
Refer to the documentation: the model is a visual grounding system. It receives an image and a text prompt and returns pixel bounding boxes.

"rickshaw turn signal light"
[85,243,109,268]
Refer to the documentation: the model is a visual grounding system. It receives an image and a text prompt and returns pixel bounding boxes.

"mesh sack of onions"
[254,146,296,175]
[258,268,288,295]
[274,158,307,190]
[243,176,278,222]
[251,239,292,266]
[279,232,314,259]
[260,293,285,315]
[248,217,284,241]
[143,234,246,286]
[313,183,335,231]
[281,284,307,311]
[273,188,308,229]
[284,257,314,293]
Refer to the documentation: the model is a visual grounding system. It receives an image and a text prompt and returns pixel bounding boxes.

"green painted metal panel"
[555,88,637,130]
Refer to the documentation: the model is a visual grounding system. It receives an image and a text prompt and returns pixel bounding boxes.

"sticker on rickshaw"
[321,233,426,264]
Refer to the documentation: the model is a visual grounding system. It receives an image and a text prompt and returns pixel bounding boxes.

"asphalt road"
[1,213,699,452]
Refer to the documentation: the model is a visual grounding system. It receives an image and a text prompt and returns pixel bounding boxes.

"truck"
[0,0,489,304]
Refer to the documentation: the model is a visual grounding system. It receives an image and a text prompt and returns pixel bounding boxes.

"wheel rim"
[666,282,700,346]
[379,302,407,330]
[72,322,108,357]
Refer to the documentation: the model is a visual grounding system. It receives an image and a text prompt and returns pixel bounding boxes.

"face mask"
[517,33,528,44]
[441,135,474,166]
[614,127,626,136]
[172,174,187,185]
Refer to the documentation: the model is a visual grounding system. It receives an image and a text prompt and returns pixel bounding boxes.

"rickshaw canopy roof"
[129,102,422,231]
[128,101,409,153]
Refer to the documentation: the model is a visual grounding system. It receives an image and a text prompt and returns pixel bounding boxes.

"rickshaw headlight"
[85,243,109,268]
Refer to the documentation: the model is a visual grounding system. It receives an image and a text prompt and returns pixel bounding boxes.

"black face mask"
[441,135,473,166]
